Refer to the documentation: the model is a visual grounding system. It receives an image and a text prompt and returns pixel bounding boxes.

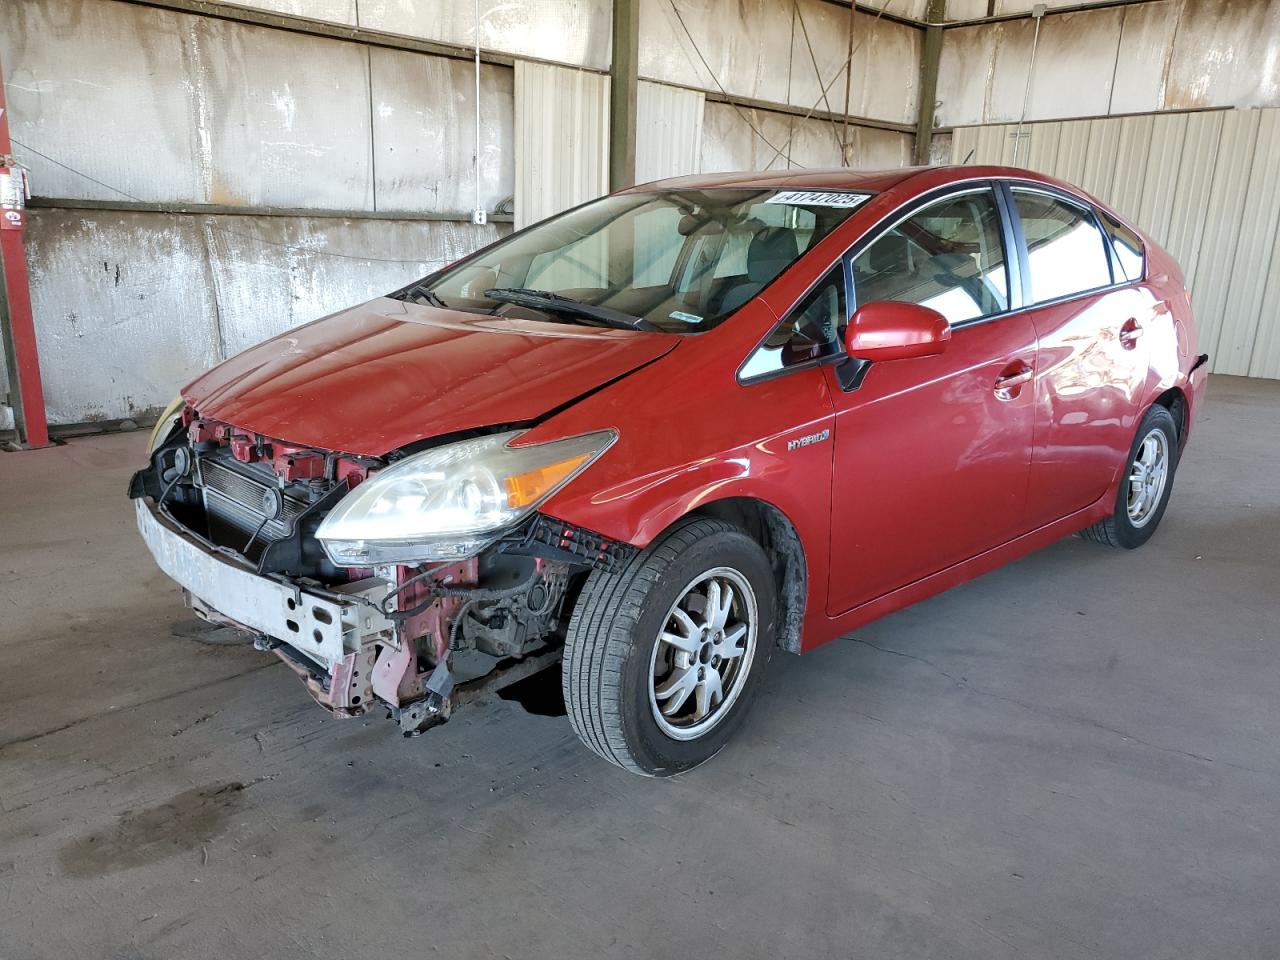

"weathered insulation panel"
[790,6,922,126]
[984,11,1122,124]
[202,215,504,357]
[700,102,797,173]
[935,23,999,129]
[993,0,1160,13]
[640,0,919,124]
[24,211,223,425]
[641,0,796,107]
[699,102,908,174]
[861,0,929,18]
[358,0,612,71]
[514,62,610,228]
[635,82,705,184]
[210,0,357,23]
[370,50,515,214]
[23,210,504,424]
[844,126,913,169]
[2,0,204,203]
[1164,0,1280,110]
[1110,0,1181,115]
[845,10,923,125]
[940,0,1280,125]
[187,14,375,209]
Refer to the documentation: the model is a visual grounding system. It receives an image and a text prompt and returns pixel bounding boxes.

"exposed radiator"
[197,458,306,548]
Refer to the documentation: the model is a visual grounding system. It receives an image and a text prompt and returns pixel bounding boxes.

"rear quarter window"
[1100,212,1145,282]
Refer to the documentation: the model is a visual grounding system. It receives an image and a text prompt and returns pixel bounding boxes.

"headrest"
[747,227,799,282]
[868,231,910,273]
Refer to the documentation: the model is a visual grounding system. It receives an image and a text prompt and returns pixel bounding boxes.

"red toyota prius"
[132,165,1208,776]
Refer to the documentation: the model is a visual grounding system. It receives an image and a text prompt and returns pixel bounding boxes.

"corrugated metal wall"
[635,81,705,184]
[513,62,610,229]
[952,108,1280,379]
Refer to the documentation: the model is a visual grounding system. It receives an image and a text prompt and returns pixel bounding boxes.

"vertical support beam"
[912,0,947,166]
[608,0,638,191]
[0,51,50,448]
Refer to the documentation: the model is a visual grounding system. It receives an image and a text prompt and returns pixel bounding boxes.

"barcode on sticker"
[765,191,870,208]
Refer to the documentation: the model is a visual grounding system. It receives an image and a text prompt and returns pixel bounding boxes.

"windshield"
[411,188,868,333]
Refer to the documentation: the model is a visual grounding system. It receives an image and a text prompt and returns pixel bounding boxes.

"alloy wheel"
[647,567,758,741]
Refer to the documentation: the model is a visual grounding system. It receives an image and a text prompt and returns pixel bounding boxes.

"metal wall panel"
[700,103,802,173]
[699,102,910,174]
[23,209,504,424]
[1184,109,1259,365]
[359,0,612,70]
[1164,1,1280,110]
[370,49,515,214]
[1159,110,1221,293]
[951,107,1280,379]
[23,211,224,425]
[640,0,920,124]
[1110,0,1181,115]
[635,81,705,184]
[188,14,375,210]
[1078,117,1121,201]
[2,0,204,203]
[202,216,503,358]
[1133,111,1187,246]
[216,0,358,24]
[937,0,1280,127]
[514,62,610,228]
[1213,111,1280,376]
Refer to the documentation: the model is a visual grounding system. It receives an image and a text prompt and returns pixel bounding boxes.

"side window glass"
[739,268,845,381]
[1013,190,1113,303]
[1100,211,1145,282]
[851,189,1009,325]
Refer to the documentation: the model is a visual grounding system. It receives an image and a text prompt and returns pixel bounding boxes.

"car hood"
[182,297,678,456]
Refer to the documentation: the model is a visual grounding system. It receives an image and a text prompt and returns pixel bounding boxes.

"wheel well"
[1152,387,1188,450]
[688,498,806,654]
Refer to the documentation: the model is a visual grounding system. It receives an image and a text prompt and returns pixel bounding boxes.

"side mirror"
[844,301,951,362]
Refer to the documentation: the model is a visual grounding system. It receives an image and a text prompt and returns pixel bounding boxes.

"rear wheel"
[1080,404,1179,549]
[562,517,776,776]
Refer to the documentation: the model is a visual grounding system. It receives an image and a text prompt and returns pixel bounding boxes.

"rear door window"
[1012,190,1113,303]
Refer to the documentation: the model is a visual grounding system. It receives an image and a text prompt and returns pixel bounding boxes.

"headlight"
[146,395,186,456]
[315,429,616,566]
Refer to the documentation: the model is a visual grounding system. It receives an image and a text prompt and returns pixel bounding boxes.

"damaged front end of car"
[129,405,633,736]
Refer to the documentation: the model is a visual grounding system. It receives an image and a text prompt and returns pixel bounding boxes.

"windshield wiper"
[484,288,660,332]
[402,285,449,309]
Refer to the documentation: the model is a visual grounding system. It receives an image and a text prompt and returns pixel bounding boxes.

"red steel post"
[0,51,50,448]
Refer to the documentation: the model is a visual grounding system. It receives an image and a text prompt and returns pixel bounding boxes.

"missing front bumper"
[136,498,394,712]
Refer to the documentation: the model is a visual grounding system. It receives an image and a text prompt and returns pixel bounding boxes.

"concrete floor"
[1,374,1278,959]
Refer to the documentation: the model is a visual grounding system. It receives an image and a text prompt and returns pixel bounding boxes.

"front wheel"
[1080,404,1179,549]
[562,517,776,776]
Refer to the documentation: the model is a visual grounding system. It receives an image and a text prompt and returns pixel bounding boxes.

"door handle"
[994,361,1034,400]
[1120,318,1144,348]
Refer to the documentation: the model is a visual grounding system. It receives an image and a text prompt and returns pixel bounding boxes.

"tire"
[562,516,777,777]
[1080,404,1179,549]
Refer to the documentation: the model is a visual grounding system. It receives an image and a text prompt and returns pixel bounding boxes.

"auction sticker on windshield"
[765,191,870,208]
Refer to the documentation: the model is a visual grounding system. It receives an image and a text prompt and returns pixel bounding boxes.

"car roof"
[628,165,1073,198]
